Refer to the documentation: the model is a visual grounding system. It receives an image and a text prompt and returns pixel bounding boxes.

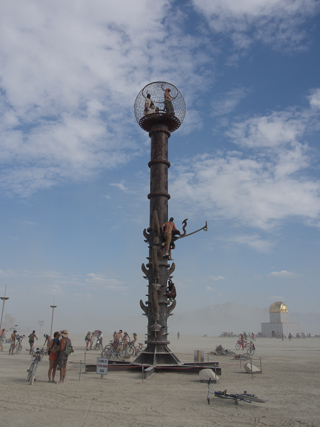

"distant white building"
[261,301,299,338]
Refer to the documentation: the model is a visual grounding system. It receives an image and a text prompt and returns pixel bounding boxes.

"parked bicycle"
[27,347,46,385]
[101,341,124,360]
[94,337,103,351]
[15,335,25,354]
[207,379,265,405]
[123,341,145,357]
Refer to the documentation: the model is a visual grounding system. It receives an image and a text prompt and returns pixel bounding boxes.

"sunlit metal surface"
[269,301,289,313]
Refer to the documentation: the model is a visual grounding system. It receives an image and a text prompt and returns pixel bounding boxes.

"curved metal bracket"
[176,221,208,240]
[140,299,148,315]
[167,262,176,277]
[143,228,150,242]
[141,263,149,277]
[167,299,176,316]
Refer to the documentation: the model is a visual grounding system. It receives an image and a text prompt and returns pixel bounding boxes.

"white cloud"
[171,105,320,231]
[192,0,319,51]
[269,270,300,278]
[211,87,250,117]
[223,234,274,253]
[226,110,307,149]
[86,273,127,291]
[0,1,212,197]
[209,275,226,281]
[110,182,129,192]
[309,88,320,109]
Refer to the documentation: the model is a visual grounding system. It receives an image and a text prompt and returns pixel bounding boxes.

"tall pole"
[134,82,186,365]
[50,304,57,338]
[0,285,9,333]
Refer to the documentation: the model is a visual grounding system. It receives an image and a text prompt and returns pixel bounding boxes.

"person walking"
[28,330,38,354]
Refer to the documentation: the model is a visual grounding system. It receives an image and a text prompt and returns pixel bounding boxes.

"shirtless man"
[28,330,38,354]
[113,329,123,349]
[161,218,180,257]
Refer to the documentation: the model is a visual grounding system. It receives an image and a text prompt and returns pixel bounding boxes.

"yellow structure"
[261,301,299,338]
[269,302,288,313]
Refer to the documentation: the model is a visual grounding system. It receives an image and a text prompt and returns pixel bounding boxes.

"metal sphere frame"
[134,81,186,132]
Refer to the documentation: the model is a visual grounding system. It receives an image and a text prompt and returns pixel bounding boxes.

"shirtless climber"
[161,218,180,257]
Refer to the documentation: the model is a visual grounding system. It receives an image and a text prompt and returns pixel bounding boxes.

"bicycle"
[15,335,25,354]
[101,341,124,360]
[27,348,46,385]
[207,379,265,405]
[94,338,103,351]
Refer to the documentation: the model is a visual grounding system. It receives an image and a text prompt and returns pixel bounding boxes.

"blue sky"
[1,0,320,333]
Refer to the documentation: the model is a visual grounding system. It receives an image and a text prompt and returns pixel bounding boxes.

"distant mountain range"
[121,302,320,336]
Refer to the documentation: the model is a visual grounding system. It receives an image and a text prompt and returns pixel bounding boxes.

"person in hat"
[9,330,17,354]
[28,330,38,354]
[57,329,71,383]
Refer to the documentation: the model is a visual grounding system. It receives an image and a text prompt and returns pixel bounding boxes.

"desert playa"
[0,334,319,427]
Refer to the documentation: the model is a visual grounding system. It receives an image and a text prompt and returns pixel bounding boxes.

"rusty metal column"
[148,124,170,231]
[134,81,186,366]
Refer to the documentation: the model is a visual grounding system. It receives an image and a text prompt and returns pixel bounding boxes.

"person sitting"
[166,279,177,300]
[144,93,155,115]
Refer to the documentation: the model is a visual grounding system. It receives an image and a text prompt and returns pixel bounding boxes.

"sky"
[1,0,320,334]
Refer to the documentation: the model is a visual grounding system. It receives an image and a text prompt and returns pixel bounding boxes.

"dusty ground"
[0,335,319,426]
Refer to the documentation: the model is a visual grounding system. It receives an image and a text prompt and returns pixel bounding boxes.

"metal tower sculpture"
[134,82,186,365]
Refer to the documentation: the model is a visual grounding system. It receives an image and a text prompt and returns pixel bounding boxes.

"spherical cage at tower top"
[134,81,186,132]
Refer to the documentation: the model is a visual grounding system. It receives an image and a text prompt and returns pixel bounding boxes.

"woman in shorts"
[48,332,60,383]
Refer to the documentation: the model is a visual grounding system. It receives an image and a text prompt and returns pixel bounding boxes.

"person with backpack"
[57,329,73,383]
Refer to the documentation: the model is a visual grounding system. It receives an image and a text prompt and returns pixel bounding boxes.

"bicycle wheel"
[27,365,32,382]
[105,349,114,359]
[16,344,22,354]
[235,343,240,350]
[247,345,255,356]
[29,362,37,385]
[126,345,135,356]
[238,394,265,403]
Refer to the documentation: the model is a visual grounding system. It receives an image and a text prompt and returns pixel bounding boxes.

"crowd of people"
[84,330,140,355]
[1,327,73,384]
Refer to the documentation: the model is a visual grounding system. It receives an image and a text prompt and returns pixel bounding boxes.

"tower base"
[134,344,181,365]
